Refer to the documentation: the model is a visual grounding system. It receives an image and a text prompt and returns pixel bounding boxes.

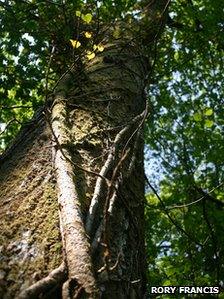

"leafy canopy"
[145,0,224,291]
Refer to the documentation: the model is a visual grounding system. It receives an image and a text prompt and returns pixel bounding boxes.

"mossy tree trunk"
[0,1,169,298]
[0,42,147,299]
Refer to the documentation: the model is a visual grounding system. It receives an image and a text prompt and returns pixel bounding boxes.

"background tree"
[144,0,224,293]
[0,0,223,298]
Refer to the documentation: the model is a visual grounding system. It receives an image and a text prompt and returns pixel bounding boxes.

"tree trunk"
[0,42,148,299]
[0,1,169,297]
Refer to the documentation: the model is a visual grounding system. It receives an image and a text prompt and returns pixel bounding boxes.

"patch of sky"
[194,161,216,182]
[144,144,166,192]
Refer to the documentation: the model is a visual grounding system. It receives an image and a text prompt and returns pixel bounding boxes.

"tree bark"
[0,41,147,299]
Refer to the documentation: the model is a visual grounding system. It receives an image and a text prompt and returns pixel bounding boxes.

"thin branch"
[85,146,116,235]
[122,94,148,156]
[167,196,203,210]
[145,176,203,247]
[52,58,79,93]
[86,123,130,234]
[195,184,224,208]
[202,199,220,284]
[1,105,33,110]
[45,45,55,101]
[0,118,21,136]
[167,182,224,210]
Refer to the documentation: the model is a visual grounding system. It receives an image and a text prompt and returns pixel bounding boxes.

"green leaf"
[81,13,92,24]
[193,113,202,121]
[204,108,213,116]
[163,280,172,286]
[75,11,81,17]
[174,52,179,61]
[205,119,214,127]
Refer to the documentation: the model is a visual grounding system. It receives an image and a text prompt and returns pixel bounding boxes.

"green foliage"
[0,0,223,293]
[0,0,137,150]
[145,0,224,292]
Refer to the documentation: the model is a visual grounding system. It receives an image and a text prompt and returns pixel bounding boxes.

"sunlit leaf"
[81,13,92,24]
[163,280,172,286]
[193,113,202,121]
[69,39,81,48]
[93,44,104,52]
[75,11,81,17]
[97,44,104,52]
[174,52,179,61]
[204,108,213,116]
[84,32,92,38]
[205,119,214,127]
[86,51,95,60]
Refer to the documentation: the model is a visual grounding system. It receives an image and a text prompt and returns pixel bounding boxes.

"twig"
[0,118,21,136]
[122,92,148,156]
[0,105,33,110]
[126,130,141,177]
[100,149,130,269]
[109,252,122,271]
[85,148,115,235]
[202,199,220,284]
[145,176,203,246]
[167,196,203,210]
[108,181,119,214]
[167,182,224,210]
[52,58,79,93]
[45,45,55,101]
